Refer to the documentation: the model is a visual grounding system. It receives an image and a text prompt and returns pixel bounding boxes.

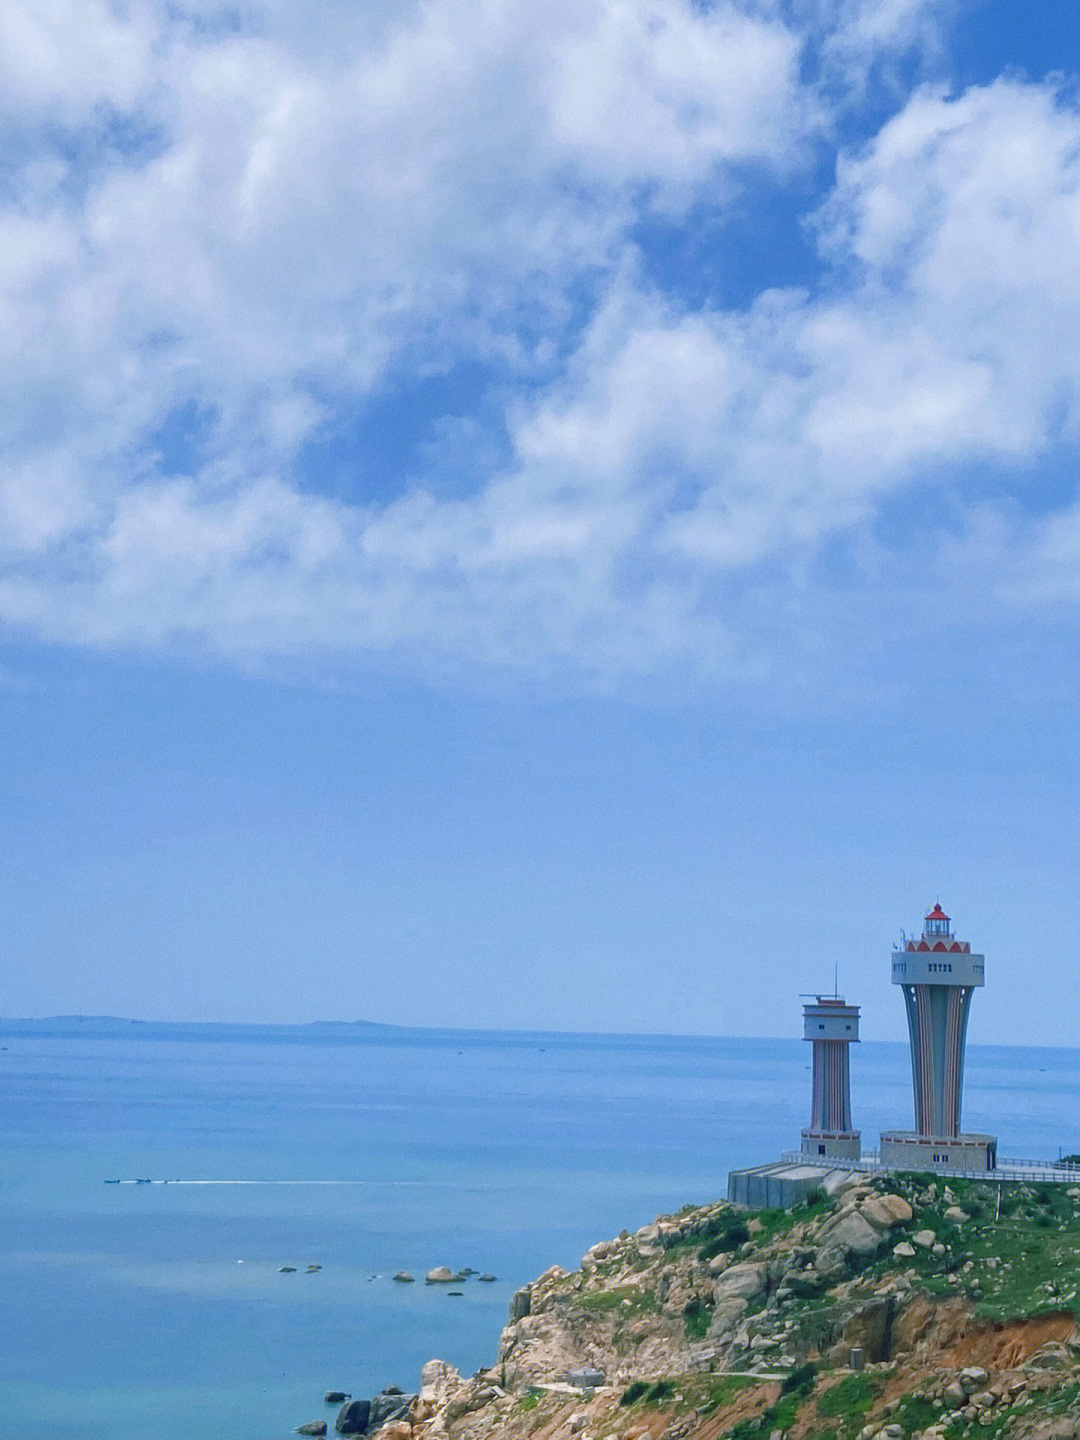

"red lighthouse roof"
[925,903,950,922]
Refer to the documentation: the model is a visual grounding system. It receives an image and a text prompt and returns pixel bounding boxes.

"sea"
[2,1019,1080,1440]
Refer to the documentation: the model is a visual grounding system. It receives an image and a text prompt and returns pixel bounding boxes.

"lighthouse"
[880,905,997,1172]
[800,996,861,1160]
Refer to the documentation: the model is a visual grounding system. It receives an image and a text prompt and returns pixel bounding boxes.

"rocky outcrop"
[298,1174,1080,1440]
[335,1400,370,1435]
[712,1262,765,1301]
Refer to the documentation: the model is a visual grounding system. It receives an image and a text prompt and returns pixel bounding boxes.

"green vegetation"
[816,1372,877,1424]
[781,1363,819,1396]
[578,1285,659,1317]
[620,1378,676,1408]
[516,1390,541,1414]
[725,1365,818,1440]
[848,1173,1080,1320]
[698,1214,750,1262]
[748,1191,833,1249]
[683,1296,711,1340]
[893,1394,941,1434]
[696,1375,758,1413]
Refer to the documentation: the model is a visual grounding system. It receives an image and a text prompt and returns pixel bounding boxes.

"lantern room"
[924,903,951,940]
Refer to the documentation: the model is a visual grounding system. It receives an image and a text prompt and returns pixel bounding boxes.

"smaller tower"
[801,996,860,1160]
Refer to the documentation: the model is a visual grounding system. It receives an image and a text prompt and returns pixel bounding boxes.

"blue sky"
[2,0,1080,1043]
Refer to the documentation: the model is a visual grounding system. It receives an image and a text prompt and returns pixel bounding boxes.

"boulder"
[893,1242,916,1258]
[477,1274,498,1282]
[860,1194,913,1229]
[944,1382,966,1410]
[378,1424,412,1440]
[336,1400,371,1435]
[325,1393,351,1404]
[509,1287,532,1321]
[821,1210,881,1257]
[297,1424,328,1437]
[420,1360,462,1407]
[634,1224,662,1257]
[713,1262,766,1302]
[945,1206,969,1223]
[709,1297,748,1337]
[369,1392,414,1429]
[426,1267,462,1284]
[393,1272,415,1283]
[912,1229,936,1248]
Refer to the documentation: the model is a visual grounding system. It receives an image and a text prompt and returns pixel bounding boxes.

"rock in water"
[426,1266,462,1283]
[477,1273,497,1282]
[280,1266,297,1273]
[297,1423,328,1436]
[324,1392,350,1404]
[393,1271,415,1283]
[368,1391,415,1429]
[335,1399,371,1435]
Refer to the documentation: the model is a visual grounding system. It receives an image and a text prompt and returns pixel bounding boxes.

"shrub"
[620,1382,649,1407]
[782,1363,818,1397]
[699,1217,750,1261]
[683,1297,711,1341]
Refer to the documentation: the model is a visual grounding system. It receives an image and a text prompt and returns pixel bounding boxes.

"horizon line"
[0,1012,1071,1053]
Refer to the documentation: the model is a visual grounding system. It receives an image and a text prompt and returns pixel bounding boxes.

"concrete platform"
[727,1160,854,1209]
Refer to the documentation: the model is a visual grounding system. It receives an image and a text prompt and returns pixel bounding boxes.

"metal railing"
[778,1149,1080,1185]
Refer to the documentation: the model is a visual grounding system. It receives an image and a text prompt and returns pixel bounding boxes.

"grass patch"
[894,1395,940,1434]
[578,1286,659,1317]
[725,1366,817,1439]
[863,1172,1080,1321]
[697,1375,759,1413]
[749,1193,833,1248]
[517,1391,541,1414]
[620,1381,649,1407]
[817,1372,876,1425]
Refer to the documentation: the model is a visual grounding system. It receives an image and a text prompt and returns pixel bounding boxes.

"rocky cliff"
[321,1171,1080,1440]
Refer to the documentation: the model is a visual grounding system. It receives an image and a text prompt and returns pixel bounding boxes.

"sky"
[2,0,1080,1043]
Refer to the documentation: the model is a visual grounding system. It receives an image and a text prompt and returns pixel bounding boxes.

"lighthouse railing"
[779,1149,1080,1184]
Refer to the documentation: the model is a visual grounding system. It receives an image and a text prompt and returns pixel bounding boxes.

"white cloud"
[2,1,1080,689]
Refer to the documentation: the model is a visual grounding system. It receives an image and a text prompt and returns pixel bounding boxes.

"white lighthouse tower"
[800,996,861,1160]
[880,904,997,1172]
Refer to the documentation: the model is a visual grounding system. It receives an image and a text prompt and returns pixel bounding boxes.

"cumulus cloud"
[1,1,1079,688]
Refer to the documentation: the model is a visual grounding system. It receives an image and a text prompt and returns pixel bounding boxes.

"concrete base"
[801,1129,861,1161]
[879,1131,997,1173]
[727,1160,854,1209]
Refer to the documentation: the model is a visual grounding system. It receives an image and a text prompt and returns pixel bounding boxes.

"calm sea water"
[2,1020,1080,1440]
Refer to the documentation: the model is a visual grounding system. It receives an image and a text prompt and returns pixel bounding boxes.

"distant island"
[308,1170,1080,1440]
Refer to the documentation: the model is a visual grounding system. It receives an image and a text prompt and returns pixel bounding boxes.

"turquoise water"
[2,1020,1080,1439]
